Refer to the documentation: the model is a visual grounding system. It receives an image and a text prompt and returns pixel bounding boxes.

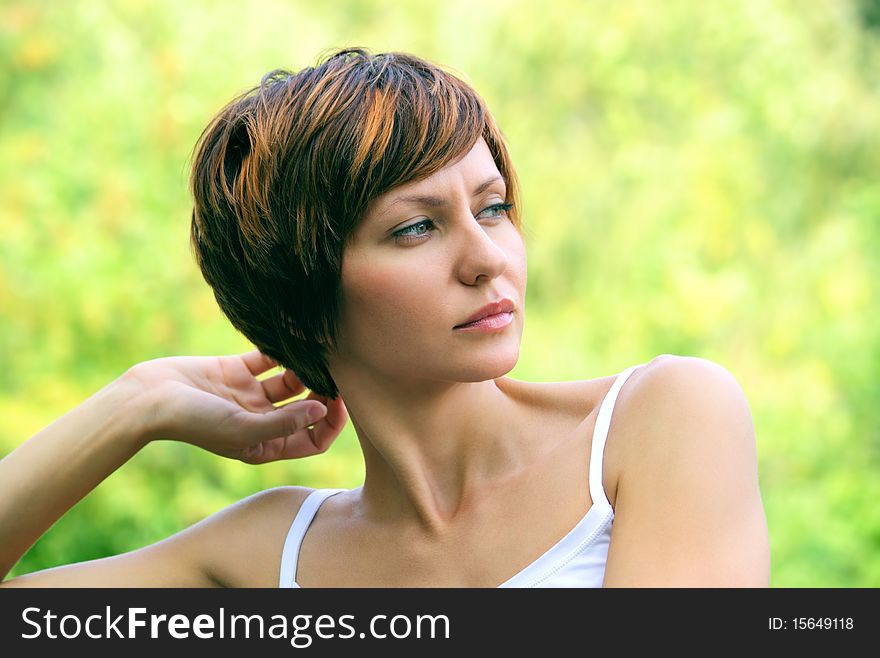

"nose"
[453,209,509,286]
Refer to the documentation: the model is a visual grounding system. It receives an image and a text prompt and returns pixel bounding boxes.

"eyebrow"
[386,175,506,210]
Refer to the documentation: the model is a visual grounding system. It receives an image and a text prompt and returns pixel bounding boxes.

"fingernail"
[307,405,327,424]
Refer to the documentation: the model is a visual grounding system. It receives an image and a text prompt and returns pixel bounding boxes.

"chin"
[454,347,521,382]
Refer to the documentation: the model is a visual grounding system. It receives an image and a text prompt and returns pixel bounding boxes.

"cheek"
[341,254,438,332]
[503,229,528,284]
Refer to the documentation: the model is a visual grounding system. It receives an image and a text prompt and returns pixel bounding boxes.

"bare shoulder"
[608,354,757,501]
[601,354,770,586]
[196,485,316,588]
[643,353,750,407]
[611,354,756,467]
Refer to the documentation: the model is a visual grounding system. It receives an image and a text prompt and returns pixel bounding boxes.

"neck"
[333,371,540,537]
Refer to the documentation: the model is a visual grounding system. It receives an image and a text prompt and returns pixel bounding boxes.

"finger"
[240,397,348,464]
[240,349,279,377]
[301,393,347,450]
[317,394,348,433]
[254,395,340,459]
[240,429,329,464]
[260,368,306,404]
[236,399,326,445]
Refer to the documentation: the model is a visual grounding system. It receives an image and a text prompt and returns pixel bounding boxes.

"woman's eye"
[393,219,436,243]
[479,202,514,219]
[392,203,514,244]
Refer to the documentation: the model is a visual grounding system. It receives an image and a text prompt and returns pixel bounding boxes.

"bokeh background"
[1,0,878,586]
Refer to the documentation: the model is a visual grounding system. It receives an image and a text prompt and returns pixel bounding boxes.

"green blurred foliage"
[1,0,878,586]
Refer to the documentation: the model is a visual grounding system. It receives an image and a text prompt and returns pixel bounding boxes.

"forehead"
[369,138,503,214]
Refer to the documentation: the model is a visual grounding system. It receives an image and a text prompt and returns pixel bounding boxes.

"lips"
[454,298,516,328]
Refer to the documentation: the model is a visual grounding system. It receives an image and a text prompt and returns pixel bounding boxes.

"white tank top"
[279,363,646,588]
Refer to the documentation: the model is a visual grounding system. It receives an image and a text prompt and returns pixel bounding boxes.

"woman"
[0,47,770,587]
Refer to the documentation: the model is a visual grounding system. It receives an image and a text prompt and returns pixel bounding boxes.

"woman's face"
[332,137,527,388]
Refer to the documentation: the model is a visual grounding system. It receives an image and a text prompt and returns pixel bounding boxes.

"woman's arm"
[0,349,346,587]
[602,356,771,587]
[0,372,155,582]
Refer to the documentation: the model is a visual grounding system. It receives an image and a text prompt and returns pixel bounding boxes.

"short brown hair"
[189,46,523,398]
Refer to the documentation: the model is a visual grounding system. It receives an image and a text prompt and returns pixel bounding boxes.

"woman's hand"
[124,349,347,464]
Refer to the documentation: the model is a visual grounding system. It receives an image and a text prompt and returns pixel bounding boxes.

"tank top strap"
[279,488,347,588]
[588,363,646,511]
